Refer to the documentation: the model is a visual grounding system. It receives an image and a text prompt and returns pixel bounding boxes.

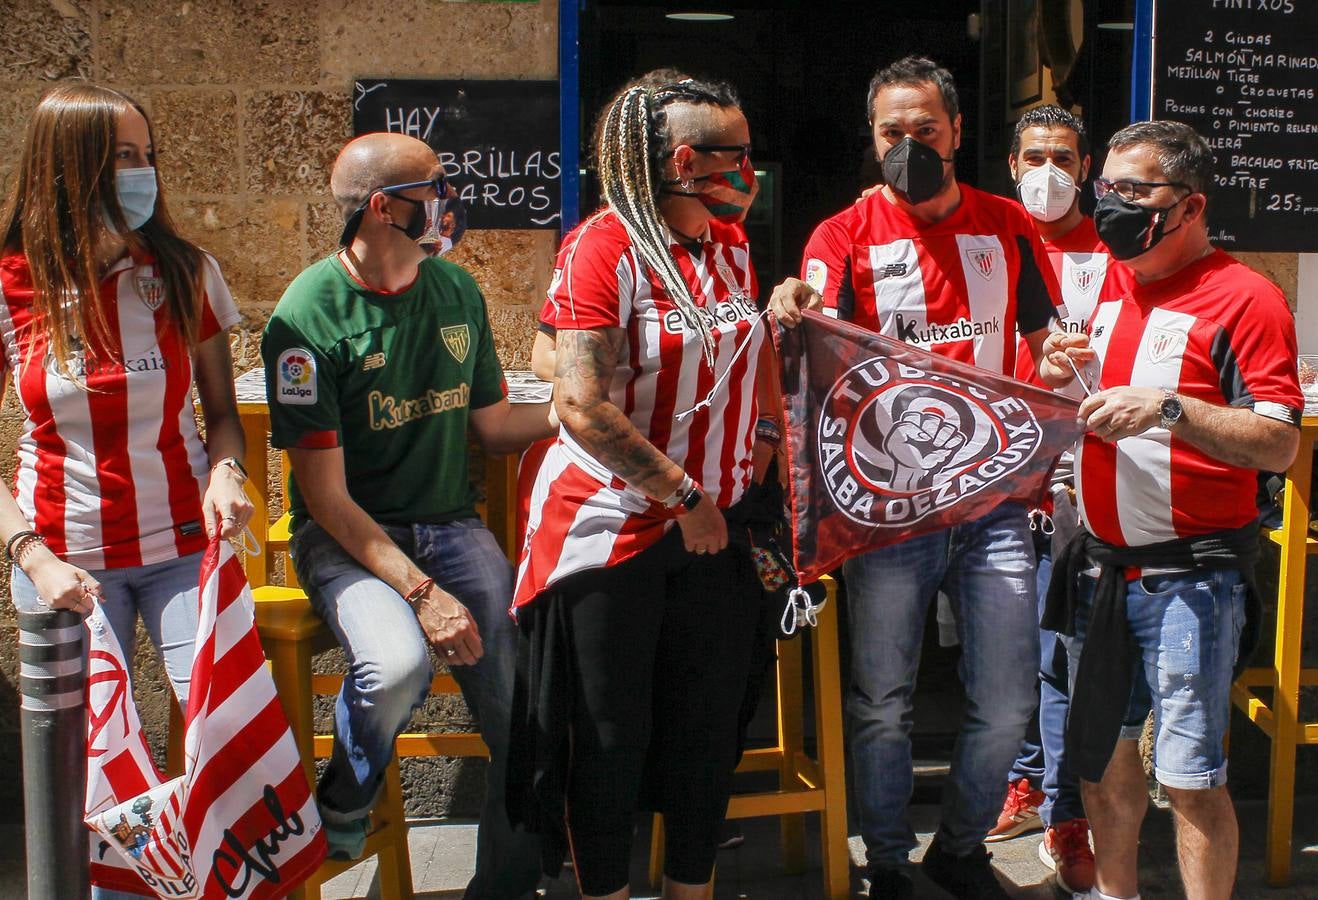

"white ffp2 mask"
[1017,162,1078,223]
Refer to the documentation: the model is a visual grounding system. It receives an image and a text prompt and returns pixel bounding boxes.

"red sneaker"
[1039,817,1096,893]
[984,778,1044,842]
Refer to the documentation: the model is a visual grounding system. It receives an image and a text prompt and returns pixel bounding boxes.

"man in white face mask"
[988,106,1133,895]
[1009,106,1131,355]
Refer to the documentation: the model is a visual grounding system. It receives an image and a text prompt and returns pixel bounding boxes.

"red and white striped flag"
[85,538,326,898]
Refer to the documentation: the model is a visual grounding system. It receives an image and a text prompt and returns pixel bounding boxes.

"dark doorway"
[575,0,986,774]
[577,0,983,290]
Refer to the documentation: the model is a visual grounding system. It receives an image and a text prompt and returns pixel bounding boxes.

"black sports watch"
[1159,390,1184,430]
[677,483,704,515]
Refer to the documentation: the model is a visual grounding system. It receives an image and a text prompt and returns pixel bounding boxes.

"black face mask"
[1093,191,1188,261]
[880,136,953,205]
[389,195,430,241]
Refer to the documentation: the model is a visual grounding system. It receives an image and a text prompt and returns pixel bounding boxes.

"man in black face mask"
[772,56,1067,900]
[262,132,555,897]
[1038,121,1301,900]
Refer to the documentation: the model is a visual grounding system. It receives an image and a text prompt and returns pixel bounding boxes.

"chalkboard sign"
[1152,1,1318,251]
[352,79,561,229]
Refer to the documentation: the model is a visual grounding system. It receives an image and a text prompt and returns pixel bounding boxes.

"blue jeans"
[843,501,1038,865]
[290,518,540,900]
[1068,568,1246,789]
[1008,537,1084,825]
[12,551,204,900]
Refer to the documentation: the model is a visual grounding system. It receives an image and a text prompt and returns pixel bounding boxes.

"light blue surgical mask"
[110,166,158,232]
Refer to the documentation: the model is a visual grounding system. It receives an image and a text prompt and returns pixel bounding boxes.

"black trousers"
[557,528,762,894]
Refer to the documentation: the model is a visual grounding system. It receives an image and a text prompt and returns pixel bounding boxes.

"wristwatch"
[675,482,704,515]
[1159,390,1184,430]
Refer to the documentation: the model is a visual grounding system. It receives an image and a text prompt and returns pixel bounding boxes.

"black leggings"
[559,528,762,894]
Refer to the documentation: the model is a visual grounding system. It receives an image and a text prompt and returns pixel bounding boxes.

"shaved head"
[664,101,736,147]
[331,132,438,217]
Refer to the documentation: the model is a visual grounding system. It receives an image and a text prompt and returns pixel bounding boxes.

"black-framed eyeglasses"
[689,143,752,165]
[1093,177,1191,203]
[338,175,448,246]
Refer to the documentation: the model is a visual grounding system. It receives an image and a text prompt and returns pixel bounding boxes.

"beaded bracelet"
[12,535,45,567]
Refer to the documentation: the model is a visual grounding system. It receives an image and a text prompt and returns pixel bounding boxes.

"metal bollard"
[18,607,90,900]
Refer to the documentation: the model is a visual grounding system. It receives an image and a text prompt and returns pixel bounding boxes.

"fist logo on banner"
[819,357,1042,527]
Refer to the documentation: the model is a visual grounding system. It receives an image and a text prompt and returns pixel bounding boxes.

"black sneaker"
[868,864,914,900]
[921,836,1011,899]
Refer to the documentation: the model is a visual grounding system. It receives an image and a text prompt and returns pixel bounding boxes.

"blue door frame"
[559,0,582,234]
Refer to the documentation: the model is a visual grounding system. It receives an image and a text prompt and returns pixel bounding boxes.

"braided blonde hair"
[597,80,740,367]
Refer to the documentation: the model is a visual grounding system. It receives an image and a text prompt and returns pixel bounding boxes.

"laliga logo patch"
[804,258,828,294]
[817,358,1042,527]
[276,348,316,405]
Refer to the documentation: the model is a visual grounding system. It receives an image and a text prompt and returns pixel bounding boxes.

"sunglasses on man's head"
[338,175,449,246]
[689,143,752,166]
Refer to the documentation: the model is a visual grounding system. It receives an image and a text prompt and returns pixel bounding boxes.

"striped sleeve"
[553,221,634,331]
[198,254,241,341]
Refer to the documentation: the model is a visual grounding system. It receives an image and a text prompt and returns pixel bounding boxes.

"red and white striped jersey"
[1014,216,1133,388]
[802,184,1061,376]
[0,251,239,570]
[514,210,764,608]
[1075,250,1302,546]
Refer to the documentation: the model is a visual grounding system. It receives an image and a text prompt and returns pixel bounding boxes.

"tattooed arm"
[555,327,728,553]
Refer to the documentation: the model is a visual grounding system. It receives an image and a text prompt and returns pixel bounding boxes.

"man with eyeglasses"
[1038,120,1301,900]
[261,132,553,897]
[773,56,1068,900]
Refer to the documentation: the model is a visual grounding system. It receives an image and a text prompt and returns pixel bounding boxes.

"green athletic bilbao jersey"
[262,255,506,531]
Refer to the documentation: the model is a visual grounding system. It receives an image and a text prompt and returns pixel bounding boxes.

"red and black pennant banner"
[775,311,1084,584]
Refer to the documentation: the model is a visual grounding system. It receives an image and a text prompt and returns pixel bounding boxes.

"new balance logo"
[894,314,1001,346]
[876,263,908,279]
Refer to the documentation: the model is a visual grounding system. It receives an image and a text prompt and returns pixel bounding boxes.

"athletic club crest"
[817,357,1043,528]
[716,262,739,293]
[1070,266,1099,294]
[441,324,470,363]
[964,248,997,281]
[136,276,165,311]
[1146,327,1186,364]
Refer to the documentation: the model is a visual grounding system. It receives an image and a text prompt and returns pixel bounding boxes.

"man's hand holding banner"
[775,311,1085,584]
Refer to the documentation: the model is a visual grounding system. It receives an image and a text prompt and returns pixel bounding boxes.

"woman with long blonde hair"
[0,82,252,897]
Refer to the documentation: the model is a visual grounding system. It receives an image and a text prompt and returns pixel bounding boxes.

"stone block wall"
[0,0,559,822]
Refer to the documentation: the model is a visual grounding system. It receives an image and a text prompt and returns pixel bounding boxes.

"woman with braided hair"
[509,77,811,897]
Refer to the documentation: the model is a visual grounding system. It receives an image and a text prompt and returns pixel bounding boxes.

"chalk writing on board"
[352,79,561,230]
[1152,0,1318,251]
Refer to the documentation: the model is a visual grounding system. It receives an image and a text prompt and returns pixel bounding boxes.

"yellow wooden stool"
[251,576,492,900]
[1230,417,1318,886]
[649,576,849,899]
[252,585,415,900]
